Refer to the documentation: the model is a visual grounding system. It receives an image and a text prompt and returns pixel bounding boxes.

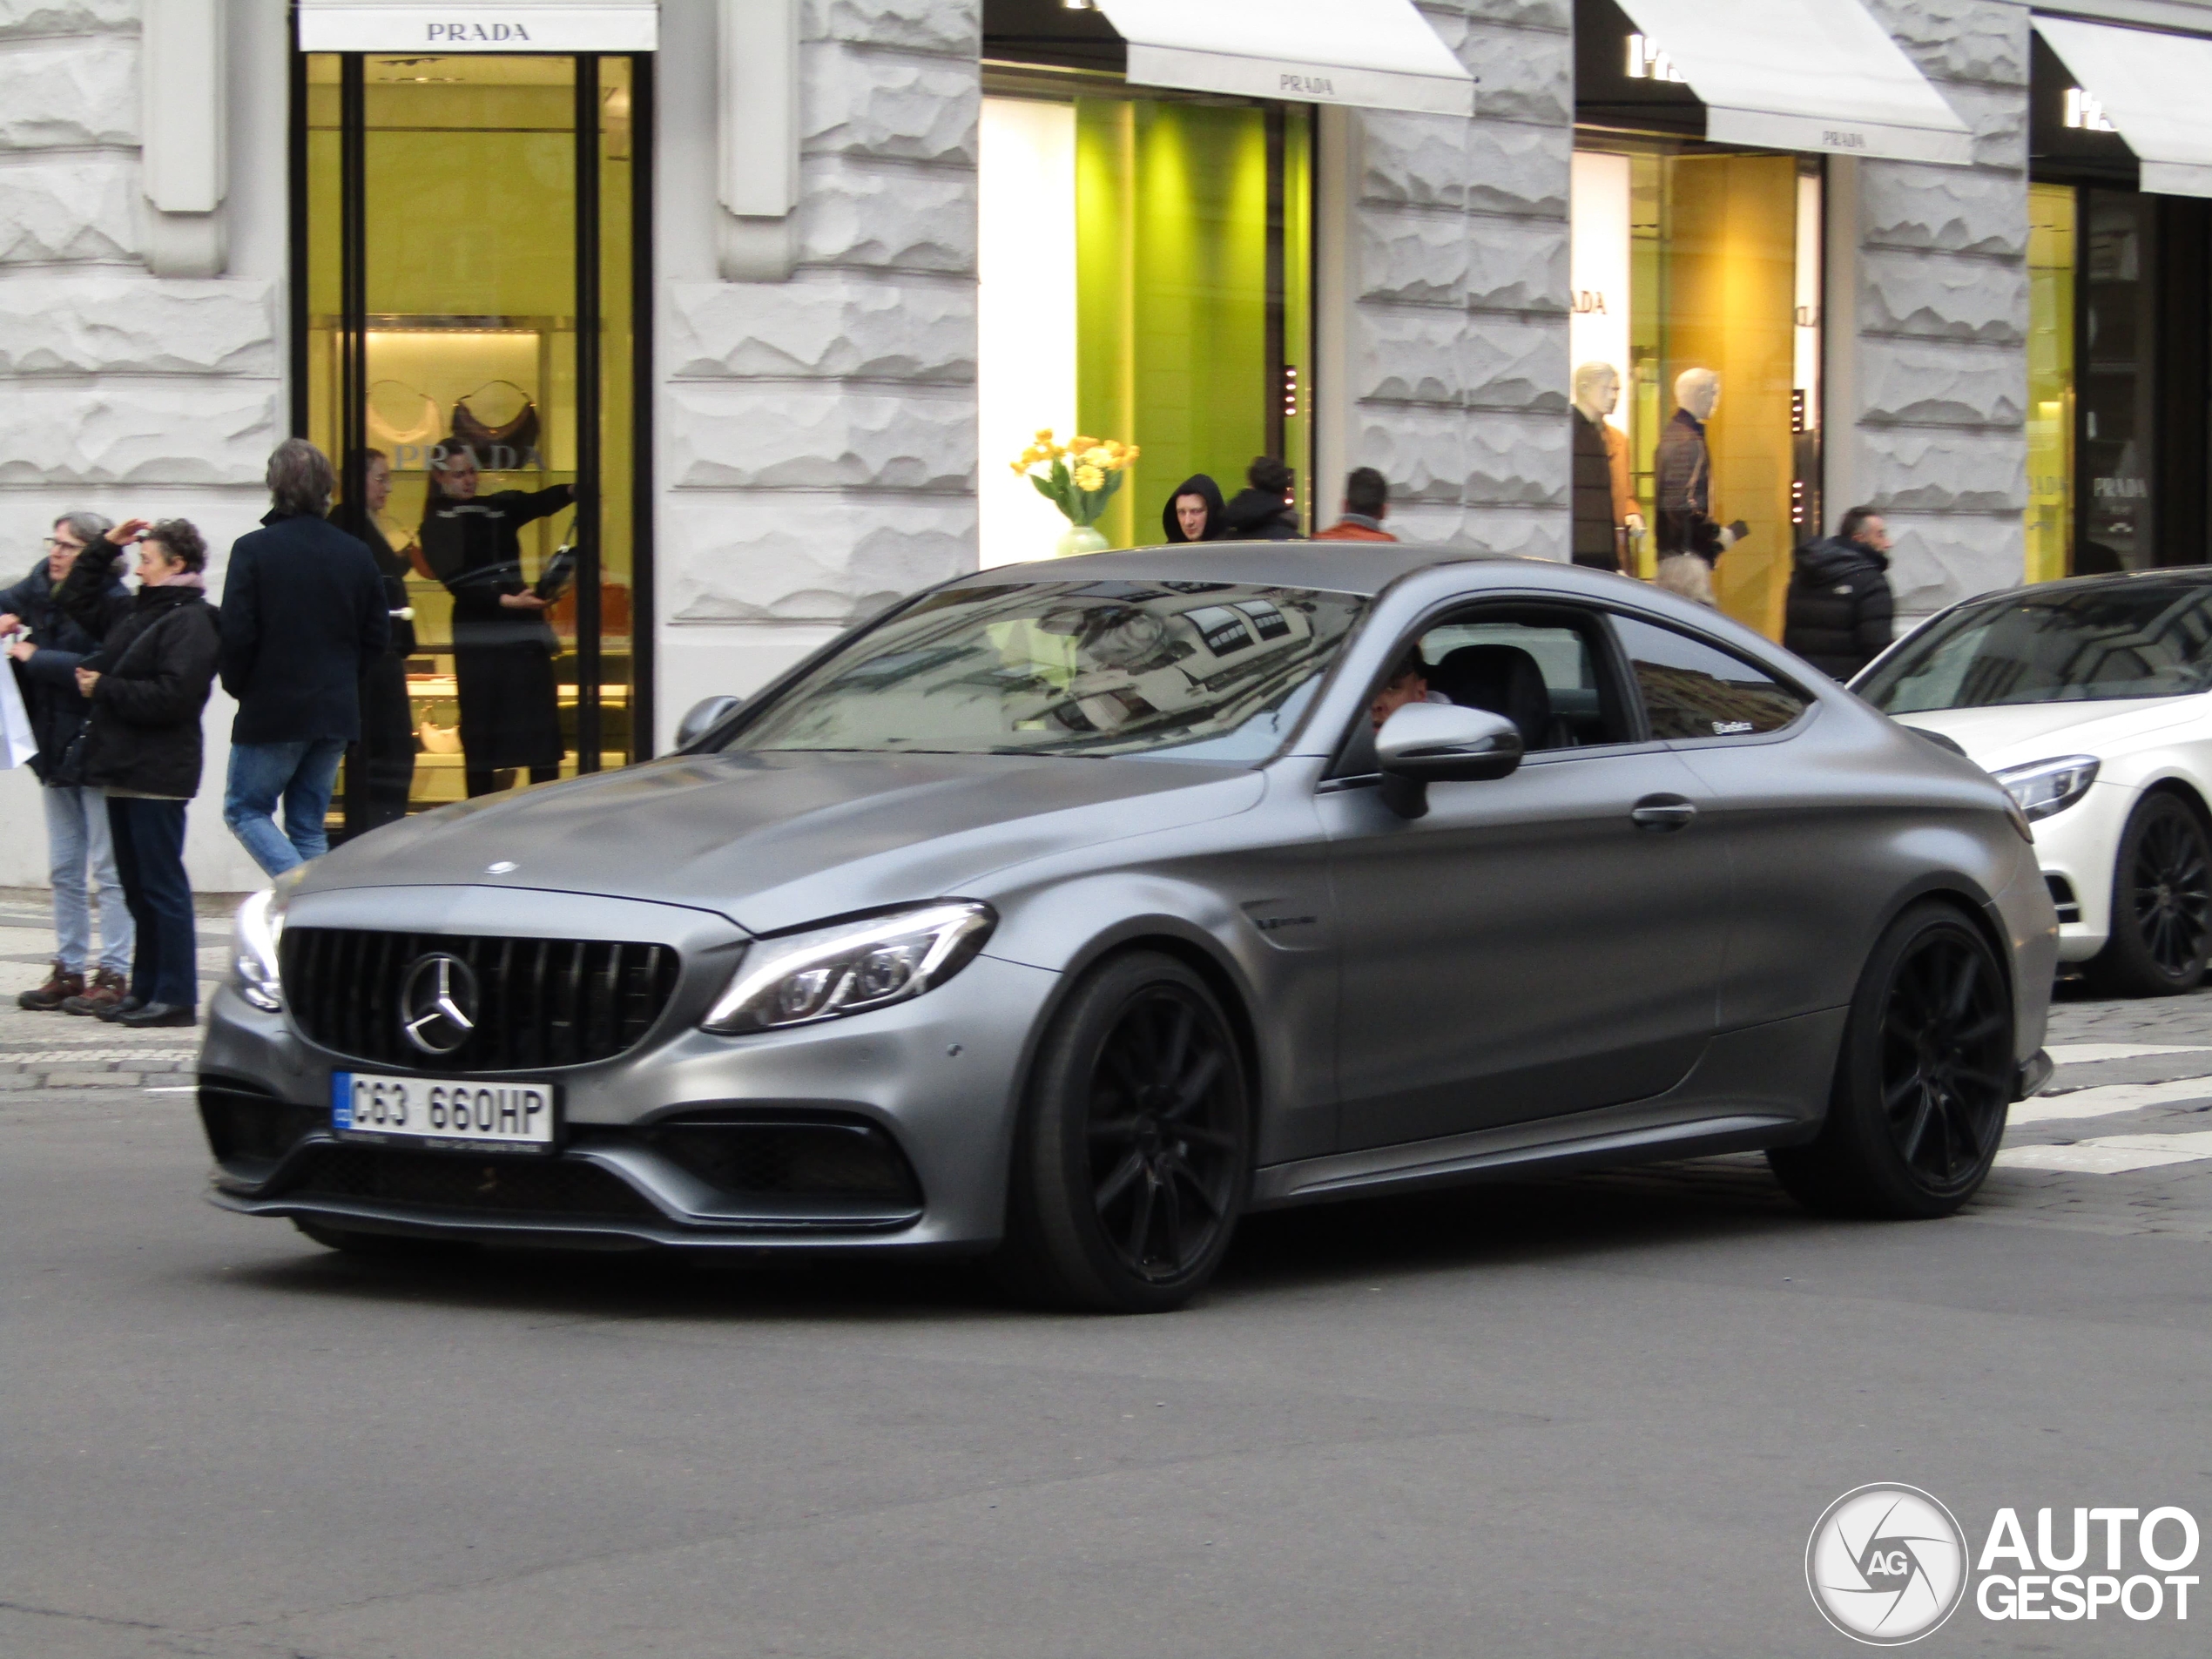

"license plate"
[331,1070,557,1153]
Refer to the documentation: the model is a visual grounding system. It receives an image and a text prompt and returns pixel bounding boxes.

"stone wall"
[1834,0,2031,618]
[1335,0,1572,555]
[653,0,981,741]
[0,0,280,892]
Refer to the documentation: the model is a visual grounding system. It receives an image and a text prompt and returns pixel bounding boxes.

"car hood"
[1889,696,2205,771]
[300,751,1265,935]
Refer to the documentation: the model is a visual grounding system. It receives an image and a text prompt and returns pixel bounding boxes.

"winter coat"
[0,557,129,786]
[219,510,390,745]
[1159,475,1227,543]
[1221,487,1300,542]
[421,484,575,772]
[57,542,222,799]
[1314,516,1398,543]
[1784,536,1895,682]
[1654,408,1721,563]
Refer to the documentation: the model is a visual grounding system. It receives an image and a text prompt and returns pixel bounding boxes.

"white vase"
[1054,525,1109,559]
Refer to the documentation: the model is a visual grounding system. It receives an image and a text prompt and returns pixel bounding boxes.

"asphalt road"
[6,932,2212,1656]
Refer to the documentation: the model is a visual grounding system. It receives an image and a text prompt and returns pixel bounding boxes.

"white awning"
[1091,0,1474,118]
[1613,0,1971,165]
[296,2,658,53]
[2035,17,2212,199]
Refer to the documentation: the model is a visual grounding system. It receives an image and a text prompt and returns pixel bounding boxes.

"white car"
[1854,570,2212,997]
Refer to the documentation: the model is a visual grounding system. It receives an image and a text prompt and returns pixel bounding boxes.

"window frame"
[1599,604,1822,751]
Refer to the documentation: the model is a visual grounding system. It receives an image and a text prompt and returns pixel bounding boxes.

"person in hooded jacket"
[58,517,224,1028]
[0,511,135,1013]
[1784,505,1896,682]
[1221,455,1301,541]
[1160,474,1226,544]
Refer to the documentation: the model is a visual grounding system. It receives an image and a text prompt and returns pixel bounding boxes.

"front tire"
[1770,901,2014,1218]
[995,952,1251,1313]
[2085,792,2212,998]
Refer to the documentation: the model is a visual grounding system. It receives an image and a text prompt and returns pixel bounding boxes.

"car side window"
[1414,611,1634,752]
[1611,615,1810,741]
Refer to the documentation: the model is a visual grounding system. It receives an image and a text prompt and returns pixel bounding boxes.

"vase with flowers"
[1011,429,1141,557]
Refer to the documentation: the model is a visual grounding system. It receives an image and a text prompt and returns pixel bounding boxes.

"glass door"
[299,51,646,825]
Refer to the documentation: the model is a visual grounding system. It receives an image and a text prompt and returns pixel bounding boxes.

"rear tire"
[993,952,1251,1313]
[2084,792,2212,998]
[1770,901,2013,1219]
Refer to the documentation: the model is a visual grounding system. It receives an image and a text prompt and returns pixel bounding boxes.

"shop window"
[978,81,1312,564]
[1571,140,1822,640]
[2027,183,2076,585]
[2080,191,2157,573]
[298,52,647,824]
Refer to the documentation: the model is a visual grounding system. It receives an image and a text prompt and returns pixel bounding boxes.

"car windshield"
[1858,583,2212,713]
[714,579,1367,763]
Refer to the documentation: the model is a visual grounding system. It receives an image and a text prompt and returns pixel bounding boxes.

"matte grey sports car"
[199,545,2058,1312]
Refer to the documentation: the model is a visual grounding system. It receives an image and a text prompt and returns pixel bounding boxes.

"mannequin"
[1569,361,1643,572]
[1652,367,1745,605]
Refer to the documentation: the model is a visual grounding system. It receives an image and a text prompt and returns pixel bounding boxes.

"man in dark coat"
[219,439,389,876]
[1221,456,1301,541]
[0,512,135,1012]
[1784,505,1897,682]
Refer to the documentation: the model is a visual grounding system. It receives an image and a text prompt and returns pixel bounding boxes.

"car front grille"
[279,1143,661,1218]
[280,927,680,1072]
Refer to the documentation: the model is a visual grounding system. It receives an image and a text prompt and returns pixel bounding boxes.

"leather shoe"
[96,995,145,1023]
[114,1001,194,1028]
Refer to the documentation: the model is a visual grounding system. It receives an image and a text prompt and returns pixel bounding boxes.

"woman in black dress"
[419,443,575,797]
[330,448,417,827]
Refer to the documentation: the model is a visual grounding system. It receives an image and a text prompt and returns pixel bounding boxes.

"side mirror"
[1374,703,1523,819]
[676,693,743,749]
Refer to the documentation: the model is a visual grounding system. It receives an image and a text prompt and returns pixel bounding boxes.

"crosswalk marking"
[2013,1076,2212,1126]
[1997,1130,2212,1175]
[2043,1042,2212,1065]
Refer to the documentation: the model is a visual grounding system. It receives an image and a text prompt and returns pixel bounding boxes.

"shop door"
[300,51,648,828]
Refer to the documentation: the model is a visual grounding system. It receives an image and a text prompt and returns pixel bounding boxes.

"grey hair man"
[0,510,136,1012]
[217,440,389,877]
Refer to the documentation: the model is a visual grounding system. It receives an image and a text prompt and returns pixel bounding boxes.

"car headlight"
[233,885,290,1011]
[1992,755,2101,822]
[701,901,996,1035]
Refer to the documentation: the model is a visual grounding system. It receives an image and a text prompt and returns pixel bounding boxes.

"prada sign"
[296,3,658,53]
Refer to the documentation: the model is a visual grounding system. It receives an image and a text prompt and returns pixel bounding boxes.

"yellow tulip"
[1070,435,1098,453]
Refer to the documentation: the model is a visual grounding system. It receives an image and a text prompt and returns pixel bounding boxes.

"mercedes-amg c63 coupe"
[198,544,2057,1311]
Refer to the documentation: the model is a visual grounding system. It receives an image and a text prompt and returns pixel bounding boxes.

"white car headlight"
[233,885,290,1011]
[702,901,996,1035]
[1993,754,2101,822]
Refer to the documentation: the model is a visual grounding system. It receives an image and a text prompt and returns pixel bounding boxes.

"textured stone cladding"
[0,0,280,558]
[664,0,981,627]
[1847,0,2030,616]
[1345,1,1572,555]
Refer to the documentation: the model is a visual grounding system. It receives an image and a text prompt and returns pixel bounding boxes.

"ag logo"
[1807,1484,1968,1645]
[400,952,478,1056]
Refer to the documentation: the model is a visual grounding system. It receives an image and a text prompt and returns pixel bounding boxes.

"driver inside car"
[1368,648,1453,730]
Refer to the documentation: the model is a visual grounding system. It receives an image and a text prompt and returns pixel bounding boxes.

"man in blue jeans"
[219,439,388,876]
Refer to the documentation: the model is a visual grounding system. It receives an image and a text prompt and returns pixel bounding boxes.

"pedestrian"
[1784,505,1897,681]
[0,512,135,1014]
[419,442,575,796]
[57,518,223,1028]
[219,439,390,874]
[1315,467,1398,542]
[1221,455,1301,541]
[328,448,418,829]
[1160,474,1226,544]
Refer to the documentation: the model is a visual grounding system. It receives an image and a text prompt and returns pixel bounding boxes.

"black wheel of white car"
[2086,792,2212,998]
[997,952,1251,1313]
[1769,901,2013,1219]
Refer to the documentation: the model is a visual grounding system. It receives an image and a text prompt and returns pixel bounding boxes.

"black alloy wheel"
[996,952,1251,1312]
[1770,901,2015,1218]
[2087,793,2212,997]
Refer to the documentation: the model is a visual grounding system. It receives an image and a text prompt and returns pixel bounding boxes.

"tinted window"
[1415,613,1632,750]
[1613,616,1809,740]
[1858,583,2212,712]
[718,580,1365,763]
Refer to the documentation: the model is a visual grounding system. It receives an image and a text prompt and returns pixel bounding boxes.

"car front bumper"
[198,946,1060,1254]
[2023,779,2135,962]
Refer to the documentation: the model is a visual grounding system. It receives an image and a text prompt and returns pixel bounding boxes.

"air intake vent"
[280,928,680,1072]
[2045,873,2081,925]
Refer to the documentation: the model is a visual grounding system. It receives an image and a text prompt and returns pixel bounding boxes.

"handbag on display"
[451,381,540,466]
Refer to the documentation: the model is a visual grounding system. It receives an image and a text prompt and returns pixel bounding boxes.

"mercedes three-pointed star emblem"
[400,952,479,1056]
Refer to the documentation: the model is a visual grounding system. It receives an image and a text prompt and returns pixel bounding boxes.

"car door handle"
[1630,796,1697,833]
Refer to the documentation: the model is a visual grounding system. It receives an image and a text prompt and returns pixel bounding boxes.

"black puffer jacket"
[57,542,222,799]
[1220,487,1299,541]
[1784,535,1894,682]
[0,557,130,785]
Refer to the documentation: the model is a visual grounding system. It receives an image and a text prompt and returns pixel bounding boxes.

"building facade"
[2,0,2209,887]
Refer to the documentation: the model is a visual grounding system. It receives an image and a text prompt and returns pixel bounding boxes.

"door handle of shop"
[1630,795,1697,833]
